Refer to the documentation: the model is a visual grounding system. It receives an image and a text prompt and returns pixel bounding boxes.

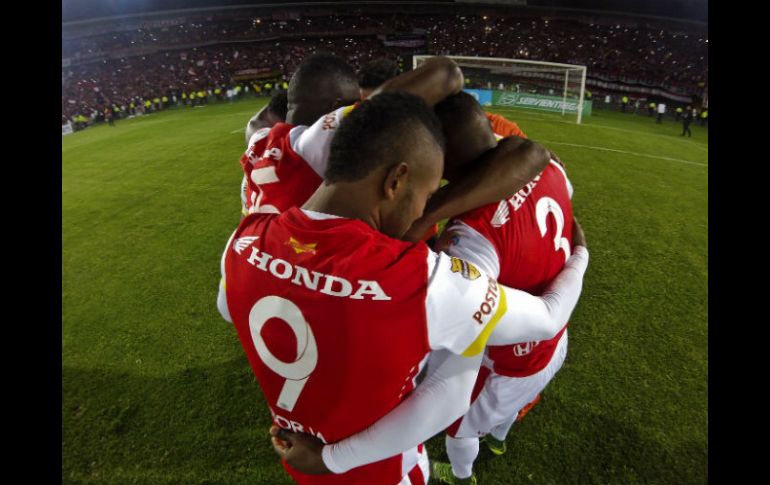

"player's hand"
[572,217,586,249]
[270,425,331,475]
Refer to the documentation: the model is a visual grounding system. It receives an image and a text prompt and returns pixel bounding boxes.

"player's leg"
[444,435,479,482]
[488,332,569,447]
[432,367,494,484]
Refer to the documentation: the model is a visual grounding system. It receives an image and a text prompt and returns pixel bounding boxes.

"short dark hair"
[267,90,288,121]
[434,91,487,125]
[357,58,400,89]
[325,92,445,183]
[288,53,358,103]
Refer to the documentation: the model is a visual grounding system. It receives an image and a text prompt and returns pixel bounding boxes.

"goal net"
[413,55,589,124]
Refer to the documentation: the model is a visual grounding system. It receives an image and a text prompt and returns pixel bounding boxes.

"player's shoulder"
[247,126,272,148]
[288,104,357,174]
[237,211,282,234]
[544,159,570,185]
[455,199,508,233]
[366,228,431,262]
[308,104,357,135]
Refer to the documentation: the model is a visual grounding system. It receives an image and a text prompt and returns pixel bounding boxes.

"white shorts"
[453,330,568,438]
[397,444,430,485]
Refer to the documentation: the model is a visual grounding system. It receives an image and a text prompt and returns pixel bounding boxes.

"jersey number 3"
[249,296,318,412]
[536,197,571,262]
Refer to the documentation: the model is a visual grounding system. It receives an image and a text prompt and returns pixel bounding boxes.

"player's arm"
[270,221,588,474]
[245,106,274,145]
[289,105,355,177]
[216,230,237,323]
[245,92,288,144]
[427,218,588,355]
[271,226,503,475]
[272,349,483,474]
[434,220,501,278]
[368,56,464,107]
[403,136,550,243]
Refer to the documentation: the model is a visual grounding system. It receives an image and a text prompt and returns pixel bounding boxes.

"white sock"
[445,435,479,479]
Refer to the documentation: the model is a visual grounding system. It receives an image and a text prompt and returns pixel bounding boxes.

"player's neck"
[287,105,328,127]
[303,184,380,231]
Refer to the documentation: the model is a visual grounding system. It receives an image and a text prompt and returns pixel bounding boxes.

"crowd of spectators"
[62,10,707,126]
[62,36,403,123]
[426,16,707,92]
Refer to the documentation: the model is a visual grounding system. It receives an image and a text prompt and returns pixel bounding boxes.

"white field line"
[538,140,708,167]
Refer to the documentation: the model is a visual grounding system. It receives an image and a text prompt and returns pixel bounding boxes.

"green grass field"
[62,98,707,484]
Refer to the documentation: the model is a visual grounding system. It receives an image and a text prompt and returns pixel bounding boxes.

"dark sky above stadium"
[62,0,707,23]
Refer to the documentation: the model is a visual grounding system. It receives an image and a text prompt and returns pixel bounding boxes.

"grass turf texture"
[63,98,707,484]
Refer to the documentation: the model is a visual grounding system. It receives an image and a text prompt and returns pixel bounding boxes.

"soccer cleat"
[431,461,478,484]
[483,434,507,455]
[515,393,542,423]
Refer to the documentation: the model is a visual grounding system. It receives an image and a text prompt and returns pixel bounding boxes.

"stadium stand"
[62,4,707,127]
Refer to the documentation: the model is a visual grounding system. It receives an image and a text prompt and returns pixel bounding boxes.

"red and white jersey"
[241,105,355,215]
[220,207,509,485]
[444,160,574,377]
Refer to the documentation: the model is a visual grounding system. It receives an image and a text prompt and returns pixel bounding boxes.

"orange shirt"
[485,112,527,139]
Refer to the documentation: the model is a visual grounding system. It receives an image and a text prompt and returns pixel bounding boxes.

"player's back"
[456,161,573,376]
[241,123,323,215]
[241,106,354,215]
[224,207,432,484]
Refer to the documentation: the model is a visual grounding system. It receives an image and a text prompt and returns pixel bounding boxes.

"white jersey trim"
[300,209,342,220]
[549,160,574,199]
[247,127,271,152]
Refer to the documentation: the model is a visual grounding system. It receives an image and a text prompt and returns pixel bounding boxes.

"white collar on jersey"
[301,209,342,220]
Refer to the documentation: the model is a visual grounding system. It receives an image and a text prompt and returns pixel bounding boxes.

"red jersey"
[220,207,509,484]
[241,106,355,215]
[445,161,574,377]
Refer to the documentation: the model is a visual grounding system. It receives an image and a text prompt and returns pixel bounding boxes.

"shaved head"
[434,91,498,179]
[287,53,360,126]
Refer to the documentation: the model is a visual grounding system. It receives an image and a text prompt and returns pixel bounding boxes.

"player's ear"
[382,162,409,201]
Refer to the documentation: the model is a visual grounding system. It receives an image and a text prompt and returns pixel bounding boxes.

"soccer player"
[268,93,583,483]
[239,55,550,231]
[244,90,289,146]
[218,92,589,484]
[357,57,400,99]
[353,57,529,243]
[428,92,578,484]
[240,91,289,217]
[239,54,456,216]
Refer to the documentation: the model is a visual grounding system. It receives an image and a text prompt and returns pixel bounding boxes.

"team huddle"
[216,54,590,485]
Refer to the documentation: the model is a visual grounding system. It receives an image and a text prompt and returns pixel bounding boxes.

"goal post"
[413,55,589,124]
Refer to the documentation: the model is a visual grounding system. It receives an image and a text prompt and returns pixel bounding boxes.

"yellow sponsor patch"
[287,237,318,255]
[450,256,481,280]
